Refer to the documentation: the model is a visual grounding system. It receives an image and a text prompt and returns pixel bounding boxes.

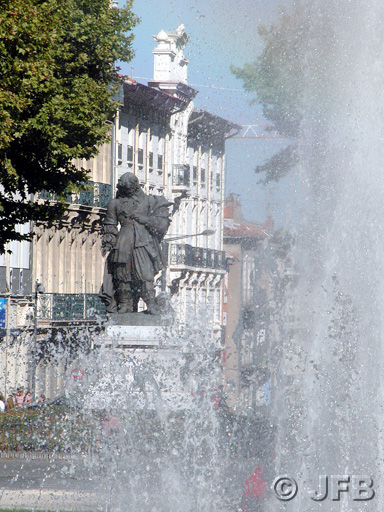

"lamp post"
[163,229,216,243]
[30,280,45,401]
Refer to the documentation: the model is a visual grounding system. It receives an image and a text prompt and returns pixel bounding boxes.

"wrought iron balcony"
[37,293,106,321]
[168,243,226,270]
[38,182,112,209]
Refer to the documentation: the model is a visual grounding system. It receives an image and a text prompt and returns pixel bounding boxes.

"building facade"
[0,25,238,400]
[223,194,285,414]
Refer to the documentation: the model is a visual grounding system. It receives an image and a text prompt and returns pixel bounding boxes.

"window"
[240,367,255,388]
[149,152,153,171]
[242,308,255,329]
[138,148,144,166]
[200,168,206,186]
[193,166,197,183]
[216,173,221,188]
[117,144,123,165]
[157,154,163,172]
[127,145,133,163]
[173,164,190,187]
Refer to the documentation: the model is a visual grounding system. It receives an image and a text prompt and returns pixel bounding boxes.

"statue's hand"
[101,245,113,257]
[132,213,149,225]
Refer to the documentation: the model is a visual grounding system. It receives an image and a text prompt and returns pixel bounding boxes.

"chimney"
[224,194,243,224]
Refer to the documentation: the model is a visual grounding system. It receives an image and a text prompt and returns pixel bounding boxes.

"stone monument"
[100,172,172,319]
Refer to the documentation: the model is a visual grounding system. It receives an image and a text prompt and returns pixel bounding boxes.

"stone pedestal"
[108,312,166,327]
[104,312,171,348]
[99,312,191,409]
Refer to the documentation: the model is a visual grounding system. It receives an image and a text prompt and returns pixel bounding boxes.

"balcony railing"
[37,293,106,321]
[38,182,112,209]
[168,243,226,270]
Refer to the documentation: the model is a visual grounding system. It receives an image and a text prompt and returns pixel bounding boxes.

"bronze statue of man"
[100,172,172,314]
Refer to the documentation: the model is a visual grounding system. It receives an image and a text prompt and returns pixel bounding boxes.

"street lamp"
[30,280,45,401]
[164,229,216,242]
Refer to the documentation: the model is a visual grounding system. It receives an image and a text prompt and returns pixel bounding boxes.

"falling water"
[66,310,233,512]
[272,1,384,511]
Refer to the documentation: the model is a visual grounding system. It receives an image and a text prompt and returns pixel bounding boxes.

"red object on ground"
[241,465,266,511]
[71,368,84,381]
[244,465,266,498]
[102,415,121,436]
[211,391,221,409]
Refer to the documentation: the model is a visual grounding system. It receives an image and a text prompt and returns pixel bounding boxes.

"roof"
[115,76,240,137]
[121,78,188,115]
[224,194,274,239]
[224,221,272,239]
[188,109,241,141]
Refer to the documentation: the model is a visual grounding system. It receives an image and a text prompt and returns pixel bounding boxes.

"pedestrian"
[6,394,14,411]
[211,385,228,410]
[0,394,5,413]
[15,388,25,407]
[241,465,266,512]
[39,394,46,404]
[23,391,31,406]
[102,413,121,437]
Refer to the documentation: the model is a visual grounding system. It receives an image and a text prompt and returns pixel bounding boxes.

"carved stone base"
[103,312,174,347]
[104,323,165,347]
[98,317,191,410]
[108,312,165,327]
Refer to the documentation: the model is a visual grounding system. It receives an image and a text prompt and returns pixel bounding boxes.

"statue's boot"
[115,288,133,314]
[143,288,161,315]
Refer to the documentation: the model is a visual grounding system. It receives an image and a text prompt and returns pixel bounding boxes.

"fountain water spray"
[271,1,384,511]
[65,310,231,512]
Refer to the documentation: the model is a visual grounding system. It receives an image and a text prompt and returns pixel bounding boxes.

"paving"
[0,456,110,511]
[0,452,249,511]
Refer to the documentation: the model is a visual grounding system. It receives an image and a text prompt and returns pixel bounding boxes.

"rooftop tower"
[148,24,197,102]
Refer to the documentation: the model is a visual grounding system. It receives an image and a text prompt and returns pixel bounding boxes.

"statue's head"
[116,172,140,197]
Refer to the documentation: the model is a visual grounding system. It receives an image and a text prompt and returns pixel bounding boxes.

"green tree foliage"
[232,2,326,183]
[0,0,138,252]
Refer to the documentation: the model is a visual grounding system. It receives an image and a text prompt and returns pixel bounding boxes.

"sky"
[117,0,302,227]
